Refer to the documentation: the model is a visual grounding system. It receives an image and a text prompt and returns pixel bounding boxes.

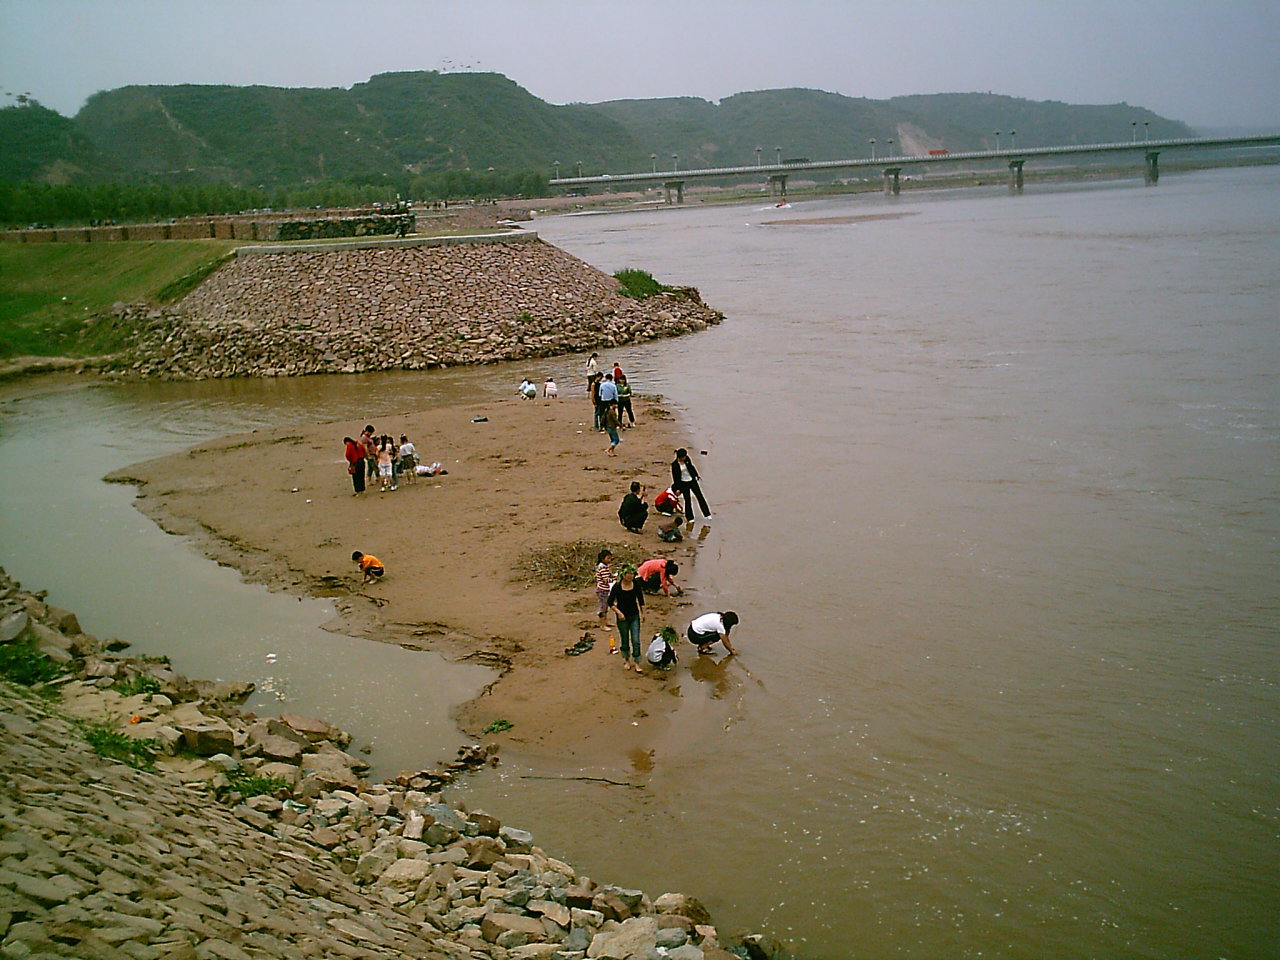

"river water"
[2,167,1276,958]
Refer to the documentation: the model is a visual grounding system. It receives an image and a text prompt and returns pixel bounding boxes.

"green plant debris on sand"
[483,718,514,734]
[79,720,157,770]
[516,539,646,590]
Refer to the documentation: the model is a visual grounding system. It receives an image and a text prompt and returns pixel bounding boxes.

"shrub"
[614,268,668,300]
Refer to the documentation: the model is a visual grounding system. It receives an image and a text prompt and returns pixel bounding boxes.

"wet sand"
[109,391,703,768]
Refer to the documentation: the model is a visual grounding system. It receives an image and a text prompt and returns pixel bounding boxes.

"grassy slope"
[0,240,238,358]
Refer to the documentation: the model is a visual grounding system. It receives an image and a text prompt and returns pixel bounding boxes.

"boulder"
[586,916,659,959]
[480,911,546,945]
[654,892,713,927]
[177,716,237,756]
[379,859,434,888]
[299,752,360,791]
[0,608,29,642]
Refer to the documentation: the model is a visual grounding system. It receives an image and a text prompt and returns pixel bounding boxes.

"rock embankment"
[0,569,789,960]
[107,237,723,379]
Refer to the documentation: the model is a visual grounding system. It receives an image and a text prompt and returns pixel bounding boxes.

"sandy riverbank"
[109,390,713,769]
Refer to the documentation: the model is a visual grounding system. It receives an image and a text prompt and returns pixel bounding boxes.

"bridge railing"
[549,134,1280,186]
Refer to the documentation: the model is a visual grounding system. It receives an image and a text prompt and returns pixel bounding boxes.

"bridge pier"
[1144,151,1160,185]
[1008,159,1025,192]
[883,167,902,195]
[663,180,686,204]
[767,173,789,197]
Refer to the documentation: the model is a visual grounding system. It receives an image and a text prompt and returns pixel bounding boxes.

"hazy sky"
[1,0,1277,129]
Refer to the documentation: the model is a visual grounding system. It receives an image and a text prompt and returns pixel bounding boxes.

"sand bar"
[110,390,707,768]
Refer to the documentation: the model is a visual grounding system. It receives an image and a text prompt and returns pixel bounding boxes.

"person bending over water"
[687,610,738,655]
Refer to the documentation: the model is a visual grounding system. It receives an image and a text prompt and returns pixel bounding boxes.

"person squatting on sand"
[352,551,385,584]
[343,437,366,496]
[618,482,649,532]
[671,448,712,521]
[637,557,682,596]
[654,486,683,517]
[688,611,738,656]
[607,564,645,671]
[646,625,680,670]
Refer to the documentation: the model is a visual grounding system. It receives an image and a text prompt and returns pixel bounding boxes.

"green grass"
[613,268,668,301]
[0,643,69,686]
[112,675,162,697]
[80,720,158,770]
[224,768,289,799]
[0,239,238,360]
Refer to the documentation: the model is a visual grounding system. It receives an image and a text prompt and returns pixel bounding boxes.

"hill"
[0,73,1198,189]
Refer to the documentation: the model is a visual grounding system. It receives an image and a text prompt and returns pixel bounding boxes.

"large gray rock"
[299,752,360,791]
[654,892,713,927]
[177,715,236,756]
[586,916,660,959]
[480,911,546,945]
[378,859,434,888]
[0,608,29,642]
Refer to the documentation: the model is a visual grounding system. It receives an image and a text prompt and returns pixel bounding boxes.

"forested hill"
[1,71,1197,188]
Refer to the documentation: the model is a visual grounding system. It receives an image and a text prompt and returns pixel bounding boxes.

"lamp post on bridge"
[869,138,876,160]
[775,146,782,165]
[576,160,583,178]
[994,130,1001,151]
[1144,121,1149,142]
[650,153,657,173]
[672,153,679,172]
[755,146,762,167]
[887,138,894,156]
[552,160,559,180]
[1132,121,1137,143]
[1010,130,1017,150]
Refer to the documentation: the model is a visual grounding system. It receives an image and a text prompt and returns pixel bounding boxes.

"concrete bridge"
[549,134,1280,201]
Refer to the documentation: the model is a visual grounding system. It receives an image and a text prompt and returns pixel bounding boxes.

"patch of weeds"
[483,719,514,734]
[515,539,645,590]
[113,675,162,697]
[614,268,669,300]
[80,721,157,770]
[0,643,69,687]
[224,768,289,800]
[139,654,171,665]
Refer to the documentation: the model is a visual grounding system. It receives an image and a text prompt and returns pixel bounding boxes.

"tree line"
[0,169,548,228]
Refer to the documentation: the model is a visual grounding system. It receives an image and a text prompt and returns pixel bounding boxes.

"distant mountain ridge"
[0,71,1197,187]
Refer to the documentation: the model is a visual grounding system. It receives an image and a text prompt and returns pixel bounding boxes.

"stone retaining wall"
[108,236,723,380]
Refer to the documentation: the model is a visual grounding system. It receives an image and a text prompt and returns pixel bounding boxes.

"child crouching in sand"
[352,551,385,584]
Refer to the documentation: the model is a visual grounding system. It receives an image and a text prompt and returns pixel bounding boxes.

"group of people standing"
[585,353,637,456]
[342,425,443,496]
